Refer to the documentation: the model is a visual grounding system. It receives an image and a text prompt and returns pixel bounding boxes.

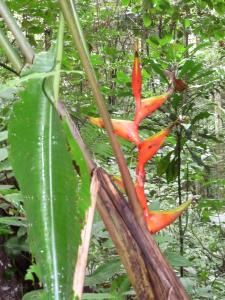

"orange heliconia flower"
[132,51,142,111]
[136,127,171,177]
[134,93,170,125]
[88,117,141,146]
[89,48,191,234]
[145,200,191,234]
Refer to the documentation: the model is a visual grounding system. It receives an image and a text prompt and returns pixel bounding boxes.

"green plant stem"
[53,12,64,104]
[58,0,144,227]
[0,28,22,74]
[0,0,34,64]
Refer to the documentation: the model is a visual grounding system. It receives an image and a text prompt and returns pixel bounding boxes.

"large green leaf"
[8,51,82,299]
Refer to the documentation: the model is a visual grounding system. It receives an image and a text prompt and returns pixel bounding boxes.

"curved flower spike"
[146,199,191,234]
[132,51,142,111]
[134,92,170,125]
[136,127,171,178]
[88,117,141,146]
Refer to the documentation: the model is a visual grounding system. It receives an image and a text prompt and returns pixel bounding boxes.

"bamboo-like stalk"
[0,0,34,64]
[58,0,144,227]
[0,28,22,74]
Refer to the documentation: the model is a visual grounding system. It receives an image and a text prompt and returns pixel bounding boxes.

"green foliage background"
[0,0,225,299]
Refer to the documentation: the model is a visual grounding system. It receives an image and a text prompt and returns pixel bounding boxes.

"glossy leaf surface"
[8,51,81,299]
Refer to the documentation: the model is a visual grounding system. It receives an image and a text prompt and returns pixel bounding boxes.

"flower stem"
[59,0,144,226]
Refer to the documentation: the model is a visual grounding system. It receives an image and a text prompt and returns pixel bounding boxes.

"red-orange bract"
[134,93,170,125]
[132,51,142,111]
[88,117,140,146]
[136,127,171,177]
[145,200,191,234]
